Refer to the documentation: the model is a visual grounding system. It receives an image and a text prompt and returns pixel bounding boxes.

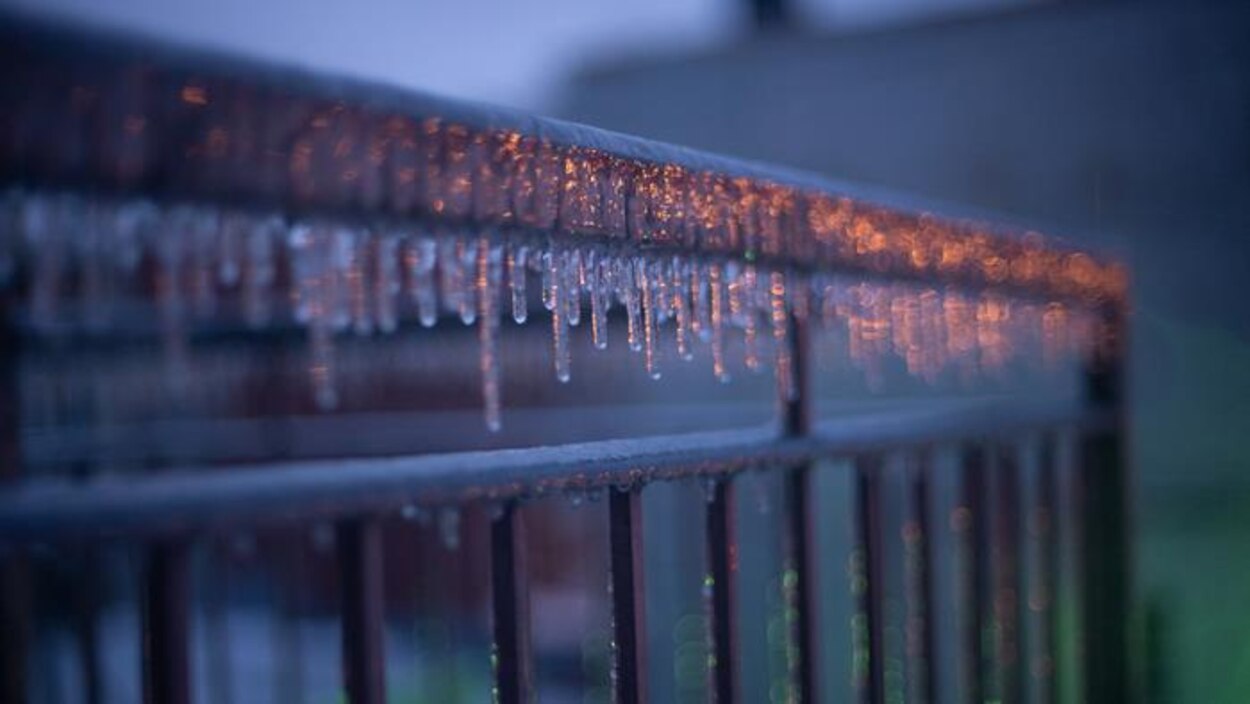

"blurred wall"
[563,3,1250,702]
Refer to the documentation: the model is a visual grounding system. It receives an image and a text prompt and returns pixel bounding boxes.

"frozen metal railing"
[0,12,1130,704]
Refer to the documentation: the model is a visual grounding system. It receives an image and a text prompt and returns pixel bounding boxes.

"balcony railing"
[0,13,1129,704]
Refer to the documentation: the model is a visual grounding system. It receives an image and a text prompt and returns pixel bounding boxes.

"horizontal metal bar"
[0,12,1124,305]
[0,397,1108,543]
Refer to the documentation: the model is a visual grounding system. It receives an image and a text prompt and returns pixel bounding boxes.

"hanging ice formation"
[1,190,1114,431]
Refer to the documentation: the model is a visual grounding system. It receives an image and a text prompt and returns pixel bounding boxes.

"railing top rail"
[0,12,1125,305]
[0,396,1109,543]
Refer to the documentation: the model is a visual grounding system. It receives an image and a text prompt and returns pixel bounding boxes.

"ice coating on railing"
[0,191,1107,430]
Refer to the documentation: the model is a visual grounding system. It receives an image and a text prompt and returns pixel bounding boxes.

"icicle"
[188,209,218,319]
[438,237,468,323]
[289,224,340,409]
[619,257,642,352]
[374,234,399,334]
[691,262,711,342]
[740,265,761,372]
[243,217,277,328]
[217,214,243,287]
[671,257,693,361]
[156,208,191,396]
[541,248,557,311]
[438,507,461,551]
[770,270,796,402]
[456,240,476,326]
[328,228,354,331]
[477,237,503,431]
[564,248,582,327]
[309,318,338,410]
[507,244,528,324]
[405,236,438,327]
[589,250,609,350]
[639,258,662,379]
[347,229,373,336]
[79,203,108,330]
[708,262,730,382]
[551,254,571,383]
[23,196,64,331]
[653,258,671,325]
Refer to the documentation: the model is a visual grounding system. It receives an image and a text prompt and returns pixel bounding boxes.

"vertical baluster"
[338,519,385,704]
[781,306,818,703]
[853,456,885,704]
[609,488,648,704]
[956,445,989,704]
[904,452,936,704]
[0,293,29,704]
[143,540,191,704]
[491,502,533,704]
[73,548,103,704]
[202,542,233,704]
[274,536,307,704]
[1033,432,1059,704]
[1079,311,1129,704]
[706,479,739,703]
[993,445,1024,704]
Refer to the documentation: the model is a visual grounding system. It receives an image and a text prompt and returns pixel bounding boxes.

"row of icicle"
[1,191,1100,430]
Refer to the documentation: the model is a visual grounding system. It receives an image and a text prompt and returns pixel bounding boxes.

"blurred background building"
[3,0,1247,701]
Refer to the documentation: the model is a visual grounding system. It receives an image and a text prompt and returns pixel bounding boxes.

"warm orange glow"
[179,85,208,106]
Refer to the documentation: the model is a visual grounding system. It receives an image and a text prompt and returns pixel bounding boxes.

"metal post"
[854,455,885,704]
[1034,432,1059,704]
[0,290,28,704]
[1079,310,1129,703]
[957,445,989,704]
[781,306,818,703]
[992,445,1024,704]
[142,540,191,704]
[491,501,532,704]
[905,452,937,704]
[706,478,739,703]
[338,519,385,704]
[609,488,648,704]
